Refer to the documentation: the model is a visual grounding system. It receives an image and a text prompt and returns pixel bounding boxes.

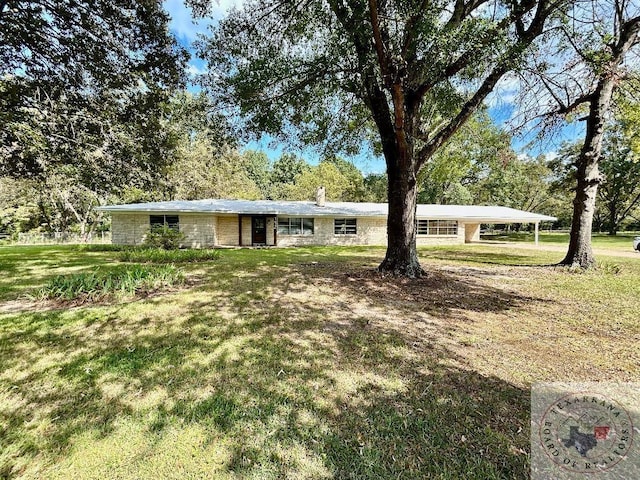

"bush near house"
[143,225,186,250]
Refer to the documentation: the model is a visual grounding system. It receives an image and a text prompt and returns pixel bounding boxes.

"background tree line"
[1,1,639,272]
[3,90,639,240]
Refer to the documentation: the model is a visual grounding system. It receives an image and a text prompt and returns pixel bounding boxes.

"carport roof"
[98,199,556,223]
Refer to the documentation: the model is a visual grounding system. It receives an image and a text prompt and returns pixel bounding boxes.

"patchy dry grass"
[0,244,639,479]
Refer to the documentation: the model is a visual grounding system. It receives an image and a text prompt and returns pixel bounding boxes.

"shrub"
[34,264,185,302]
[78,244,130,252]
[143,225,185,250]
[118,248,221,264]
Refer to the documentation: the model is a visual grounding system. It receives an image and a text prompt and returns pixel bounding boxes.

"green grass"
[33,264,185,303]
[1,244,639,479]
[482,230,640,249]
[118,248,221,264]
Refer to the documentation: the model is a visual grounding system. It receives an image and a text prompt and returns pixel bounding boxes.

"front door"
[252,216,266,245]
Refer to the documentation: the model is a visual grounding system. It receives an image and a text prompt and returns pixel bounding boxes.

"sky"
[163,0,582,174]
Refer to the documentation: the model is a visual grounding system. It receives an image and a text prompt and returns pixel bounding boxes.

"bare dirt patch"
[0,299,41,314]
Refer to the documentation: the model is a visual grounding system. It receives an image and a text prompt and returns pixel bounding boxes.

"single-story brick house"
[98,189,556,248]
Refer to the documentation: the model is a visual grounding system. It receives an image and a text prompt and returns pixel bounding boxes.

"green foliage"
[197,0,553,159]
[119,248,221,264]
[0,1,186,91]
[242,150,273,196]
[417,111,559,222]
[267,153,309,199]
[165,92,251,201]
[473,154,554,212]
[618,82,640,154]
[1,79,184,236]
[552,123,640,234]
[143,226,186,250]
[363,173,388,202]
[34,265,184,302]
[324,156,367,201]
[78,244,130,252]
[1,0,187,179]
[0,2,190,237]
[0,177,40,235]
[284,161,352,201]
[598,127,640,234]
[419,112,504,205]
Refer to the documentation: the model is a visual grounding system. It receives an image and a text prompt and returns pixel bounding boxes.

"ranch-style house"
[98,188,556,248]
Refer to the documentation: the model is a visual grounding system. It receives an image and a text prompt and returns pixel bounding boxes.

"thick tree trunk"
[607,220,618,235]
[561,162,599,267]
[378,161,424,277]
[559,14,640,268]
[560,83,611,268]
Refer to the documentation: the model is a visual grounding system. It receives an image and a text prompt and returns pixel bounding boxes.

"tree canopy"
[0,1,186,90]
[0,1,188,178]
[514,0,640,267]
[196,0,564,276]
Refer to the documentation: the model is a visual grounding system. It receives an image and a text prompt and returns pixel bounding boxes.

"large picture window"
[334,218,357,235]
[150,214,180,231]
[278,217,314,235]
[417,219,457,236]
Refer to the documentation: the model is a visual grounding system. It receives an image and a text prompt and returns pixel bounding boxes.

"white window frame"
[334,218,357,235]
[277,217,314,235]
[417,219,458,236]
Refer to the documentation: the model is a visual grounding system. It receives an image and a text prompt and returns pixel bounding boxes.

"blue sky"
[163,0,582,174]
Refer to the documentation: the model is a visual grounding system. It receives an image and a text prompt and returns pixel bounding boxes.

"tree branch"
[368,0,390,86]
[415,0,555,171]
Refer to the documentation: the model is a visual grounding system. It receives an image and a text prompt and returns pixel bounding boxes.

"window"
[334,218,357,235]
[278,217,314,235]
[417,219,457,236]
[150,214,180,231]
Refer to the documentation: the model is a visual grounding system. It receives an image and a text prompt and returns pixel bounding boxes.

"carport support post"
[535,221,539,246]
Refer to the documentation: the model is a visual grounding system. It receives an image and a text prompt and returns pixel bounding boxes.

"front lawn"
[481,230,640,250]
[1,244,639,479]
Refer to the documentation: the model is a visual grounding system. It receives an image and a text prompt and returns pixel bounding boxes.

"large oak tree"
[517,0,640,267]
[196,0,564,276]
[0,1,188,178]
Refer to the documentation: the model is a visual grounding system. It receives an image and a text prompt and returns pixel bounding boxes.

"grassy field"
[481,230,639,250]
[1,243,639,479]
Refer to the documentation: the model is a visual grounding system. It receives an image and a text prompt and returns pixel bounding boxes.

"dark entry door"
[252,216,266,245]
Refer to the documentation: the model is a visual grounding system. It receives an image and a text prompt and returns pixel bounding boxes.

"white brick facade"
[110,212,478,247]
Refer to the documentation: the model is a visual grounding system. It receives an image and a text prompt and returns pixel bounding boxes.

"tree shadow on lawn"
[0,250,121,303]
[0,262,545,479]
[182,280,532,479]
[282,261,549,321]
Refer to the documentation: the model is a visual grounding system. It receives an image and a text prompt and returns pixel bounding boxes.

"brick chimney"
[316,186,326,207]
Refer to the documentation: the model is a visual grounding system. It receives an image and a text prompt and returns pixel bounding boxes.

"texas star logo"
[539,391,634,473]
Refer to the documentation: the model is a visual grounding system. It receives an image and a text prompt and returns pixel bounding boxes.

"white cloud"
[187,63,207,76]
[164,0,243,43]
[485,74,520,109]
[216,0,244,12]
